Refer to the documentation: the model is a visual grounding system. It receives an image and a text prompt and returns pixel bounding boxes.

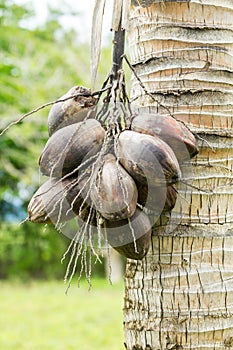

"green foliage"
[0,222,68,279]
[0,0,33,26]
[0,1,112,279]
[0,220,107,280]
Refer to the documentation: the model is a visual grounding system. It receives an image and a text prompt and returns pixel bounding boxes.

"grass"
[0,279,125,350]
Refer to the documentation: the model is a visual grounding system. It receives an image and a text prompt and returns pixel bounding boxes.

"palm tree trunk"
[124,1,233,349]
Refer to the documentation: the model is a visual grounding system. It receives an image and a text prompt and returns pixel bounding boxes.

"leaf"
[91,0,107,90]
[111,0,123,31]
[122,0,131,30]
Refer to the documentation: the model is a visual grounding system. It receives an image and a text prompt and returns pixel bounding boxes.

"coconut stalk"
[112,17,125,80]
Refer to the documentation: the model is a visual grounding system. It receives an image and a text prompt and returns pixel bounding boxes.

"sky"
[14,0,114,43]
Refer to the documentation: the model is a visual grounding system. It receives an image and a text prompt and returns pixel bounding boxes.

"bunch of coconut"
[28,86,198,260]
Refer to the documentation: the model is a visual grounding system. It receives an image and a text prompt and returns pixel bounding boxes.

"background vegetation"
[0,279,125,350]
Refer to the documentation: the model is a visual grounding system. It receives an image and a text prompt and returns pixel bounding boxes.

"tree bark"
[124,1,233,349]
